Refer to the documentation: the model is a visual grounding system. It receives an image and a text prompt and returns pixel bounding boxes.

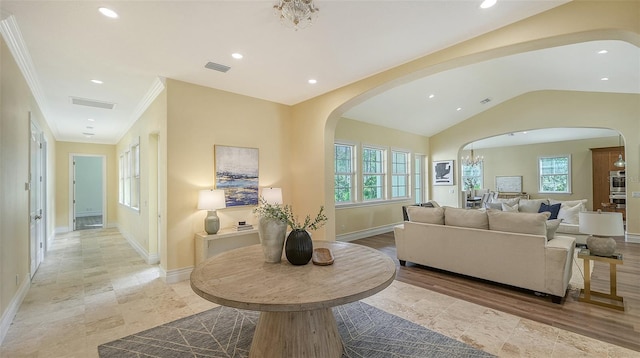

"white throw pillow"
[557,203,582,224]
[493,197,520,206]
[502,203,519,212]
[518,199,549,213]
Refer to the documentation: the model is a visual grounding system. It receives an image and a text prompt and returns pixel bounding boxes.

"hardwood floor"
[353,232,640,352]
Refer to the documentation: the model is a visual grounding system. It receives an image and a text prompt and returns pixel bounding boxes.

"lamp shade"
[262,187,283,205]
[579,211,624,237]
[197,189,226,210]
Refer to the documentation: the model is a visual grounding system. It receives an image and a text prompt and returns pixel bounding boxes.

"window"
[391,150,409,198]
[119,154,124,204]
[414,154,425,204]
[461,163,483,192]
[334,143,355,203]
[362,146,385,200]
[131,144,140,209]
[119,138,141,211]
[539,155,571,193]
[124,150,131,206]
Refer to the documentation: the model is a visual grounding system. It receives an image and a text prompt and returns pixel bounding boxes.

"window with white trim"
[334,143,355,203]
[119,154,124,204]
[539,155,571,193]
[461,163,483,192]
[414,154,425,204]
[124,150,131,206]
[131,144,140,209]
[362,146,385,201]
[391,150,410,198]
[119,138,141,211]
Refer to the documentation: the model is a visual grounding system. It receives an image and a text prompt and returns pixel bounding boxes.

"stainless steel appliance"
[609,170,625,208]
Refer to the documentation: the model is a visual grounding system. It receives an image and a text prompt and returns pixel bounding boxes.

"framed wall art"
[433,160,454,186]
[495,176,523,193]
[214,145,259,207]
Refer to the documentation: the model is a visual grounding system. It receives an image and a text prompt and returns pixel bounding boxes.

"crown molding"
[0,15,60,138]
[115,76,166,143]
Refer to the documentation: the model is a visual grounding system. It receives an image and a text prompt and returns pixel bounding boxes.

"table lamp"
[198,189,226,234]
[261,187,283,205]
[579,211,624,256]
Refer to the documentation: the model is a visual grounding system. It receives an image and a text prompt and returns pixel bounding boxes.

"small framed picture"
[433,160,454,186]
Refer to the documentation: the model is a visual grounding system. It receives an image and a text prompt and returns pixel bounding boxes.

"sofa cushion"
[502,202,519,212]
[557,203,582,224]
[519,199,549,213]
[487,210,550,236]
[538,202,561,220]
[407,206,445,225]
[444,207,488,229]
[546,219,562,241]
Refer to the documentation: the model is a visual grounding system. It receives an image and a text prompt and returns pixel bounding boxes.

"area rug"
[569,249,594,289]
[98,301,494,358]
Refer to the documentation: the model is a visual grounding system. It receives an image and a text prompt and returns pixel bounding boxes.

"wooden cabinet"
[590,146,625,219]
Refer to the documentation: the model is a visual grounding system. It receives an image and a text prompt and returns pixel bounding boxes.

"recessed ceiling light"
[456,107,462,111]
[480,0,497,9]
[598,50,608,54]
[98,7,118,18]
[88,118,95,122]
[601,77,609,81]
[90,79,103,84]
[82,132,95,137]
[308,79,317,84]
[428,94,435,99]
[231,53,243,60]
[522,131,528,134]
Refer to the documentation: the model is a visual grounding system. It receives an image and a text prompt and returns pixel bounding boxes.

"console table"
[190,241,396,358]
[577,251,624,311]
[194,228,259,266]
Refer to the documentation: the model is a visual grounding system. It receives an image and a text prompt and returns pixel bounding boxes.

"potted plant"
[284,206,327,265]
[253,197,289,263]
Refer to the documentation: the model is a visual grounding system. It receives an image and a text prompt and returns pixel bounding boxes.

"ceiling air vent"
[480,97,492,105]
[205,61,231,73]
[70,96,116,110]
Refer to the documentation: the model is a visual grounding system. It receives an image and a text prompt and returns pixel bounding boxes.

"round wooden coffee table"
[190,240,396,358]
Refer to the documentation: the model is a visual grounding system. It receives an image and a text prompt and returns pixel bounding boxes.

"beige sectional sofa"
[394,206,576,302]
[486,197,589,245]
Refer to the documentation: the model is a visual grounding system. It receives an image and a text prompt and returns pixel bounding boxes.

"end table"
[577,250,624,311]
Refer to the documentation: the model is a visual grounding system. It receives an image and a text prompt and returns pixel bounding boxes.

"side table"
[577,250,624,311]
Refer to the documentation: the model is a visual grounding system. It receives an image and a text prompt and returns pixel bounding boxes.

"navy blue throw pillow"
[538,203,561,220]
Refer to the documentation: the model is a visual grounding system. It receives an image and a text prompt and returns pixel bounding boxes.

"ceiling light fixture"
[428,94,435,99]
[90,79,103,84]
[598,50,608,54]
[613,135,626,168]
[231,53,243,60]
[274,0,319,30]
[88,118,95,122]
[480,0,497,9]
[461,145,484,167]
[456,107,462,111]
[98,7,118,19]
[308,79,317,84]
[601,77,609,81]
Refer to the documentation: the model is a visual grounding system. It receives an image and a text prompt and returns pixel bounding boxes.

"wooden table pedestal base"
[250,308,343,358]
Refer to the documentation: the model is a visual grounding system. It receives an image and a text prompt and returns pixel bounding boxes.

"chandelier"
[274,0,319,30]
[461,148,484,167]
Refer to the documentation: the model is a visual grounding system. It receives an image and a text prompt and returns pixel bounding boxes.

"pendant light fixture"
[613,135,626,168]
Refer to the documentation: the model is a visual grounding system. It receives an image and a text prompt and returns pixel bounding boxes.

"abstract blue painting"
[214,145,259,207]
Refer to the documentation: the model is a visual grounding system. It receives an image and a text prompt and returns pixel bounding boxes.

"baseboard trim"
[162,266,193,284]
[55,226,70,234]
[118,226,157,265]
[0,273,30,345]
[337,224,398,242]
[626,233,640,244]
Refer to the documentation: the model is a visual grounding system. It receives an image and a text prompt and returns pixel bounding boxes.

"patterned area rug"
[99,301,494,357]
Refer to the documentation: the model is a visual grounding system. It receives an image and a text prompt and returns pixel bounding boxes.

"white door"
[29,119,45,277]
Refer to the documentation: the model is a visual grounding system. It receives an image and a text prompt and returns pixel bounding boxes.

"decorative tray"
[312,248,334,266]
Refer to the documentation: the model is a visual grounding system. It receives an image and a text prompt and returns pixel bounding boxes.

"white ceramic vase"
[258,217,287,263]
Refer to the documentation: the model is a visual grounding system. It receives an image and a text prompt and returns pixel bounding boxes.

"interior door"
[29,119,45,277]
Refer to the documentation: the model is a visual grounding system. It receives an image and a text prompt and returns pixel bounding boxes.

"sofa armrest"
[544,235,576,297]
[393,224,406,261]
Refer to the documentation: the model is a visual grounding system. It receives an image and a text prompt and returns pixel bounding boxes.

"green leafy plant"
[253,197,327,231]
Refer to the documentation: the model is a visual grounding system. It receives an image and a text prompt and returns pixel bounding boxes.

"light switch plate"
[632,192,640,198]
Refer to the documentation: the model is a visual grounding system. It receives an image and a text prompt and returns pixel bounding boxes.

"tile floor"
[1,228,638,357]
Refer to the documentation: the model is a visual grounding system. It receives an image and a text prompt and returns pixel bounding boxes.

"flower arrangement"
[253,197,327,232]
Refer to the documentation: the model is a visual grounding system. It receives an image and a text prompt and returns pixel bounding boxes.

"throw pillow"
[492,197,520,206]
[550,199,587,211]
[538,202,561,220]
[545,219,563,241]
[444,207,489,229]
[502,202,519,212]
[519,199,549,213]
[557,203,582,224]
[485,202,503,210]
[407,206,445,225]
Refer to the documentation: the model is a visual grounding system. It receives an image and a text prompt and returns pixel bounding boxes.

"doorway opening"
[70,155,106,231]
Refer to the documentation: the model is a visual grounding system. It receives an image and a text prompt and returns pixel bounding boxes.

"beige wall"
[287,1,639,240]
[54,142,117,231]
[463,136,621,210]
[116,89,167,262]
[334,117,429,235]
[1,36,56,334]
[165,79,292,271]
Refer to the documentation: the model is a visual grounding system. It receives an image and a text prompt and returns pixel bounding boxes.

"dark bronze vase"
[285,229,313,265]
